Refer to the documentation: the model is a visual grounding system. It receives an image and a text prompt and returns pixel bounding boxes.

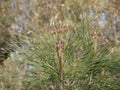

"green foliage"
[0,0,13,63]
[0,0,120,90]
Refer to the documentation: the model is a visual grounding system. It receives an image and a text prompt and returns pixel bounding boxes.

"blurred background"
[0,0,120,90]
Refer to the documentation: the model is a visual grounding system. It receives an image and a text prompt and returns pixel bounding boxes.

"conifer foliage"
[0,0,120,90]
